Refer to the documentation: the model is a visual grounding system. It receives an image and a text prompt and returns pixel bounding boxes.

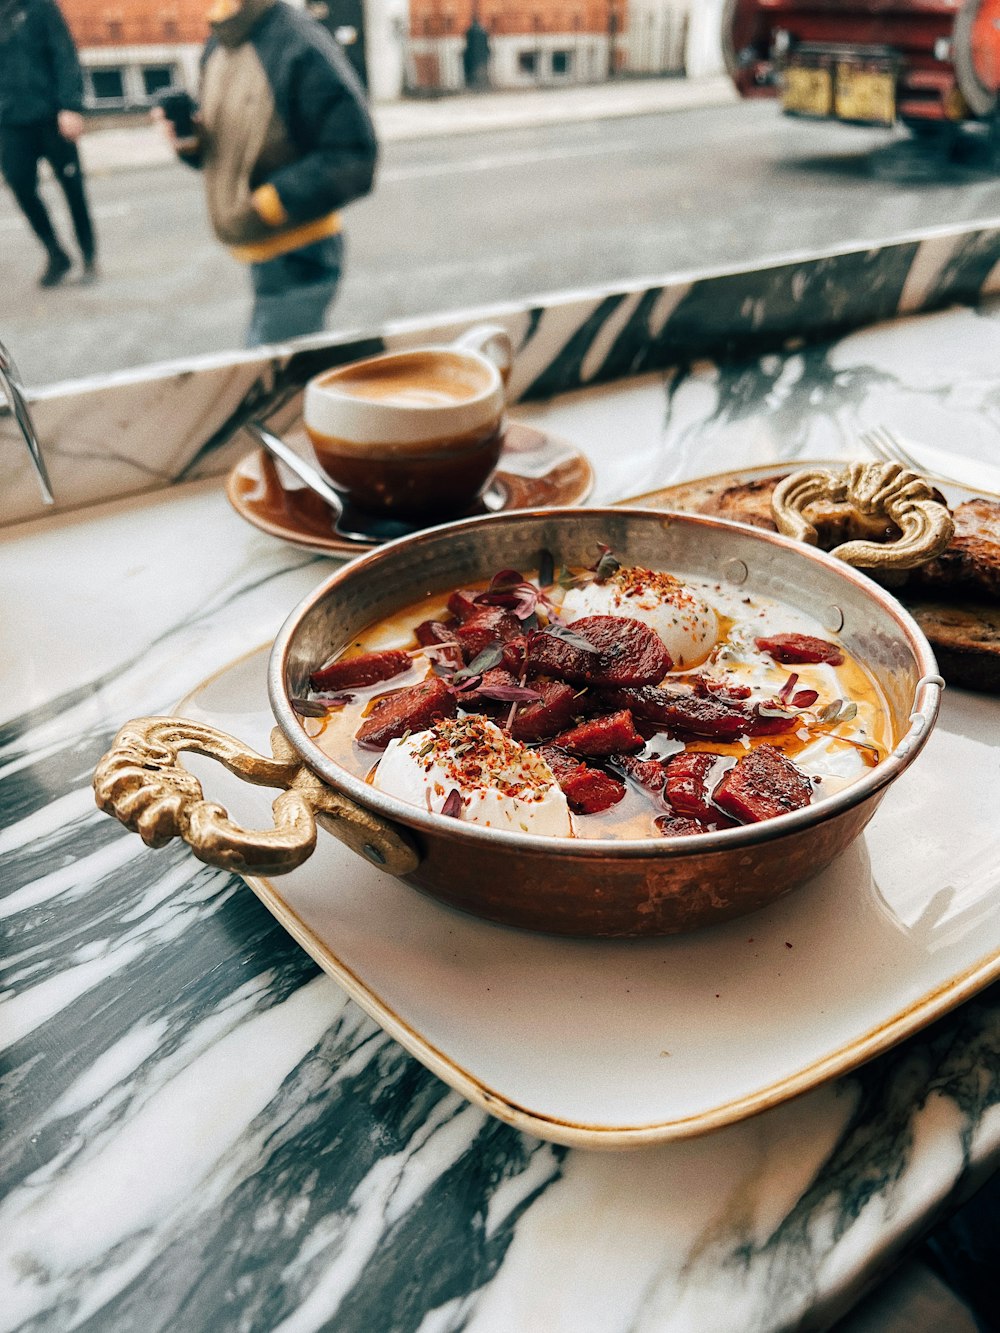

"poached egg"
[374,715,572,836]
[561,566,719,668]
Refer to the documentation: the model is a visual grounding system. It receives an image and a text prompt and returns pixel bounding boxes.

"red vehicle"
[722,0,1000,136]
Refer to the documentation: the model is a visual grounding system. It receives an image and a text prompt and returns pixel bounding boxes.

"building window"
[518,50,538,75]
[552,49,573,76]
[142,66,175,98]
[88,68,126,103]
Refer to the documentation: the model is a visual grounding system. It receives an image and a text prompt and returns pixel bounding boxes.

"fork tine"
[859,427,893,464]
[861,426,921,473]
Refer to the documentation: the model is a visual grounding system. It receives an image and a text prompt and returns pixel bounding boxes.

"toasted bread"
[912,499,1000,600]
[698,475,782,530]
[903,598,1000,694]
[696,473,899,546]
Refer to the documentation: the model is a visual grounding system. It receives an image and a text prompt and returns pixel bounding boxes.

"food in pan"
[300,553,890,841]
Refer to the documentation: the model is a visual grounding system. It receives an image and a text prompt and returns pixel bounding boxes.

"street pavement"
[4,86,998,389]
[78,74,738,175]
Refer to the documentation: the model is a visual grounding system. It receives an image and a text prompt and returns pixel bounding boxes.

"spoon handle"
[0,338,54,504]
[245,420,345,517]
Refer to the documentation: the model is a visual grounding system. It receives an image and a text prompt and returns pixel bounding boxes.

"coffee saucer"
[225,421,595,555]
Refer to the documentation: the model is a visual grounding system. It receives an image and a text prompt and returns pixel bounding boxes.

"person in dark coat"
[0,0,98,286]
[462,17,491,91]
[158,0,377,347]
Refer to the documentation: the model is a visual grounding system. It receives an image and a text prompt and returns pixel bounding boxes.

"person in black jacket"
[158,0,377,346]
[0,0,97,286]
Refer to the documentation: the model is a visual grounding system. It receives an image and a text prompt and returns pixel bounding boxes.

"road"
[2,100,999,388]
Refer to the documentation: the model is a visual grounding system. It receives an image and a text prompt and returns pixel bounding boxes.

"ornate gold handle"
[771,462,954,571]
[93,716,419,877]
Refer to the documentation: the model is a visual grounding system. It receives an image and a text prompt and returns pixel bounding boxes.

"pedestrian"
[0,0,98,287]
[462,16,491,92]
[158,0,377,348]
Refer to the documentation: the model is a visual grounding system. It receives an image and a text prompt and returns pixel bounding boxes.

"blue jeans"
[246,233,344,348]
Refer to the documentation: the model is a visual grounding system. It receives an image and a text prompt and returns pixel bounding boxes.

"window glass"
[88,68,125,102]
[6,0,999,387]
[141,67,175,98]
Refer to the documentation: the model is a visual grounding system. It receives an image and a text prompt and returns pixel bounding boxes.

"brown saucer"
[226,421,595,556]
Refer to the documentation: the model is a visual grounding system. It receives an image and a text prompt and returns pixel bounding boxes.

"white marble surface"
[2,306,999,1331]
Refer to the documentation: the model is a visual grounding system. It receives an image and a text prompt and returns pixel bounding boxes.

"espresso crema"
[319,351,489,409]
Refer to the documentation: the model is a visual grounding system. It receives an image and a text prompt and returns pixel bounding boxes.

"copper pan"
[94,468,947,938]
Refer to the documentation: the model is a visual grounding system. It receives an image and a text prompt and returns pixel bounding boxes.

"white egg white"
[373,717,572,836]
[561,567,718,668]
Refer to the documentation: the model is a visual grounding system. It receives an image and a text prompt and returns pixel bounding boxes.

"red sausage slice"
[713,746,813,823]
[311,649,411,692]
[755,633,844,666]
[356,677,457,750]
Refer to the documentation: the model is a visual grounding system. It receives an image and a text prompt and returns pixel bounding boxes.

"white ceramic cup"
[303,325,512,520]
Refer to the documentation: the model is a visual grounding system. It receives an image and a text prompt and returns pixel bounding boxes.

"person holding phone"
[156,0,377,347]
[0,0,98,286]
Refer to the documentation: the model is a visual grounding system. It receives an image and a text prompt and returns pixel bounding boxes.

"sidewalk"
[79,73,737,175]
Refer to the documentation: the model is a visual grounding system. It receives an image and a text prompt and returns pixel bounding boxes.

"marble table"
[3,279,999,1330]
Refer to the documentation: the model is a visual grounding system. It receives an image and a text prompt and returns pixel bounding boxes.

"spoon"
[245,420,416,544]
[0,337,54,504]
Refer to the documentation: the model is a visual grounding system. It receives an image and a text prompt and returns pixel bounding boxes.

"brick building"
[56,0,692,110]
[60,0,392,108]
[404,0,689,92]
[60,0,208,110]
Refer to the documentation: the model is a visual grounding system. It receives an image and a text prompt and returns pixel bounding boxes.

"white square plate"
[180,644,1000,1149]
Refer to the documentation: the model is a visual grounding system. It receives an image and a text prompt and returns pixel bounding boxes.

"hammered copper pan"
[95,487,944,937]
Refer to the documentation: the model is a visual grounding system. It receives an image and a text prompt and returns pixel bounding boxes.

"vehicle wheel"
[901,119,963,162]
[902,119,946,140]
[989,109,1000,168]
[953,0,998,119]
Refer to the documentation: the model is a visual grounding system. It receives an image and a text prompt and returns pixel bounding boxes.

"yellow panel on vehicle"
[834,65,896,125]
[782,66,833,116]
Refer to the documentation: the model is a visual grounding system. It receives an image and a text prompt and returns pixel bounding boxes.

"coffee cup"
[303,325,512,521]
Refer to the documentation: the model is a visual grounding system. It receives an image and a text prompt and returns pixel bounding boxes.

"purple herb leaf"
[452,642,505,681]
[477,683,542,703]
[291,697,330,718]
[791,689,819,709]
[778,672,799,705]
[441,788,463,818]
[476,571,540,620]
[593,546,621,583]
[452,674,483,694]
[542,623,599,654]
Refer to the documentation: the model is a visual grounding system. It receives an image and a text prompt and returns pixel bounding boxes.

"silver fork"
[859,424,1000,495]
[859,425,925,474]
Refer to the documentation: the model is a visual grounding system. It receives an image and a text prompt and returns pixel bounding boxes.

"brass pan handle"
[771,462,954,570]
[93,716,420,877]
